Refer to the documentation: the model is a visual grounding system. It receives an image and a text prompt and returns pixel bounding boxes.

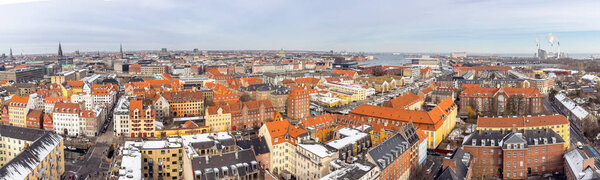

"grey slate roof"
[0,125,63,179]
[191,149,259,180]
[435,148,472,180]
[463,128,565,148]
[236,137,270,155]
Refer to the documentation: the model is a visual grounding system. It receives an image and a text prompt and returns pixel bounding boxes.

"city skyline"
[1,0,599,54]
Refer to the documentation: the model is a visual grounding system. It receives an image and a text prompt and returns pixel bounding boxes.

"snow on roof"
[326,127,368,150]
[582,74,598,81]
[555,93,589,120]
[119,142,142,180]
[141,140,182,149]
[298,144,335,158]
[173,116,203,122]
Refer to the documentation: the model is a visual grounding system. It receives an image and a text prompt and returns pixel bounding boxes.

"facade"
[26,109,44,129]
[52,102,82,136]
[477,115,570,149]
[229,100,275,130]
[367,124,420,180]
[0,68,44,82]
[295,143,337,180]
[129,100,156,137]
[8,95,32,127]
[459,87,543,116]
[122,139,185,179]
[299,113,336,142]
[349,97,457,149]
[286,88,310,120]
[258,120,308,178]
[114,96,132,136]
[204,105,232,132]
[0,125,64,179]
[162,91,204,117]
[463,128,565,179]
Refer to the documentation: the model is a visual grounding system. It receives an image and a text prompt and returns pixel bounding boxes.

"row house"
[204,105,232,132]
[129,100,156,138]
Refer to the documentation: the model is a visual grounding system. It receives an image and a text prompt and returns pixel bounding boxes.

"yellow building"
[123,139,186,179]
[204,105,232,132]
[155,121,210,137]
[349,97,458,149]
[0,125,65,179]
[324,82,367,102]
[355,75,405,93]
[476,114,570,149]
[7,95,30,127]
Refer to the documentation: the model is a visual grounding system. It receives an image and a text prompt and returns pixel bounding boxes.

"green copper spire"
[119,43,124,58]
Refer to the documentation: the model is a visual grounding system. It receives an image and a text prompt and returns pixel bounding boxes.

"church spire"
[9,48,13,60]
[58,42,63,57]
[119,43,124,59]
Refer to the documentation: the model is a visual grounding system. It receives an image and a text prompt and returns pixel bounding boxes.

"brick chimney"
[442,158,457,173]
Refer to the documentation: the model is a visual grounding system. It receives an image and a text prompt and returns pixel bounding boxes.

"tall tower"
[58,42,63,57]
[119,43,124,59]
[9,48,13,60]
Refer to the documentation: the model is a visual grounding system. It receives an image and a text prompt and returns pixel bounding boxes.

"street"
[64,118,121,180]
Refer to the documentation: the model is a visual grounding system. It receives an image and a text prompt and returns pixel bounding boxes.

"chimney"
[512,124,517,133]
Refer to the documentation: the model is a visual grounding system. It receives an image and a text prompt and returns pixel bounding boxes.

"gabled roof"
[384,92,423,109]
[333,69,358,77]
[264,120,307,145]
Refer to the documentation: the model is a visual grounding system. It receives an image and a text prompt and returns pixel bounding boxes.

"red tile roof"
[477,115,569,128]
[333,69,358,77]
[460,87,542,98]
[264,120,307,145]
[384,93,423,109]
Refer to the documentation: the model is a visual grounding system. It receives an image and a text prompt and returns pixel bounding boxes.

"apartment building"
[463,128,565,179]
[286,88,310,120]
[367,124,420,180]
[0,125,64,179]
[204,105,232,132]
[477,115,570,149]
[459,87,543,116]
[326,127,371,162]
[229,100,275,130]
[295,143,338,180]
[122,139,185,179]
[162,91,204,117]
[52,102,83,136]
[299,113,336,142]
[258,120,308,178]
[26,109,44,129]
[349,97,457,149]
[8,95,33,127]
[129,100,156,138]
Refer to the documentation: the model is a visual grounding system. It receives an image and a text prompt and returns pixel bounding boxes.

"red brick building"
[26,109,44,129]
[229,100,275,130]
[463,128,564,179]
[286,88,310,120]
[43,113,53,130]
[367,124,421,180]
[459,87,543,116]
[1,106,8,125]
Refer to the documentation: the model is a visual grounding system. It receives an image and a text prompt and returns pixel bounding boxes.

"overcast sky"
[1,0,599,54]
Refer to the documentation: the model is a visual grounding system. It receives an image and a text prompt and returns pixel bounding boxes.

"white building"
[53,102,83,136]
[71,94,95,110]
[114,96,133,136]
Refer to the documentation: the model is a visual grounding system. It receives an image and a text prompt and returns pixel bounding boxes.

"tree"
[240,94,252,102]
[549,88,558,101]
[466,106,477,124]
